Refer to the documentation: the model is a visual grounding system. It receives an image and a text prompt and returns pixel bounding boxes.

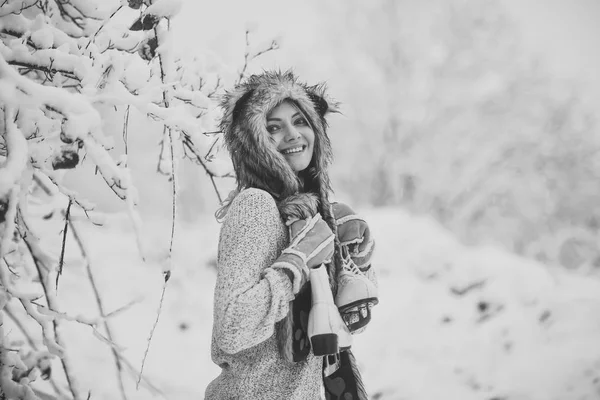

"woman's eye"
[294,117,308,126]
[266,125,279,134]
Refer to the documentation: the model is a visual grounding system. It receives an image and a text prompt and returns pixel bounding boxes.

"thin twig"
[180,133,229,202]
[119,354,166,398]
[2,29,47,52]
[69,219,128,400]
[36,172,95,213]
[4,302,66,398]
[3,257,19,276]
[210,175,223,204]
[51,0,102,32]
[236,30,250,84]
[236,30,278,85]
[251,40,278,59]
[56,199,72,289]
[4,302,37,350]
[136,273,169,390]
[450,280,487,296]
[204,137,220,161]
[123,105,130,161]
[17,211,84,400]
[85,5,123,50]
[0,0,41,18]
[207,76,221,98]
[9,60,81,81]
[138,21,176,388]
[103,298,141,320]
[161,131,177,257]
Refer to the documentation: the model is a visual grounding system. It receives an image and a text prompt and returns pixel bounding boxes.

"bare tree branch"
[4,301,67,398]
[139,20,177,388]
[69,219,129,400]
[51,0,102,32]
[136,273,169,390]
[207,76,222,98]
[56,199,72,290]
[85,4,123,50]
[0,0,41,17]
[236,30,278,85]
[237,30,250,85]
[16,210,84,400]
[123,105,130,159]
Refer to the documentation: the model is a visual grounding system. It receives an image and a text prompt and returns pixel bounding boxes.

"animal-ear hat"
[219,70,339,199]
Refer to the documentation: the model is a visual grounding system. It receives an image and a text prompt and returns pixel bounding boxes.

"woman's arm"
[212,189,297,354]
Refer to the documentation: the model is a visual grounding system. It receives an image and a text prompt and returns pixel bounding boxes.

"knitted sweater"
[205,188,323,400]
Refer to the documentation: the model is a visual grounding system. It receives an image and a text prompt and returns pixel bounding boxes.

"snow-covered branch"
[0,0,276,397]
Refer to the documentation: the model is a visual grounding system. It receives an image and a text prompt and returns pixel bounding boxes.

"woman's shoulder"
[220,188,283,240]
[228,188,279,216]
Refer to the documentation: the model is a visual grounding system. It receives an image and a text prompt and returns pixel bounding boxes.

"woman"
[206,71,378,399]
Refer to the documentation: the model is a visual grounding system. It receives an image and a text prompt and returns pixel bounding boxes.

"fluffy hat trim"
[220,70,339,199]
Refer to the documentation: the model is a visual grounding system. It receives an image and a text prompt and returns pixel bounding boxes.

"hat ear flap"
[307,92,330,117]
[306,85,340,118]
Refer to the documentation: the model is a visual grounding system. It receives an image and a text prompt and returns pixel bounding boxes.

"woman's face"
[266,100,315,173]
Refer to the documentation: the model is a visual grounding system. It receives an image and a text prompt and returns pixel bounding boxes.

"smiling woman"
[205,70,379,399]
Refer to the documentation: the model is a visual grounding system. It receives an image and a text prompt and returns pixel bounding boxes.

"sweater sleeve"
[213,188,296,355]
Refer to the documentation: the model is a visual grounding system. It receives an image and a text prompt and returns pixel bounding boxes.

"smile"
[281,145,305,155]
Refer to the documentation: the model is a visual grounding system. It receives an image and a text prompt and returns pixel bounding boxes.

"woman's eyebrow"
[267,113,301,122]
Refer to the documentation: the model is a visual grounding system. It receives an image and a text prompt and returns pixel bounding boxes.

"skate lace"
[341,252,363,275]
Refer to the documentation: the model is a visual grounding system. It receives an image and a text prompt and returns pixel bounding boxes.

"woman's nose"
[284,125,301,141]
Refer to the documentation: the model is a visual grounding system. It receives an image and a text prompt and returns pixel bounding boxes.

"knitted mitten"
[332,202,374,269]
[272,213,335,293]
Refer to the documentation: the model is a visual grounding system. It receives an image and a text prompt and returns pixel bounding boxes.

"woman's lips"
[281,145,305,155]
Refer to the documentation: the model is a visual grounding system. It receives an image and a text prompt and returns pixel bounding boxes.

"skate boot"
[335,252,379,333]
[308,264,352,355]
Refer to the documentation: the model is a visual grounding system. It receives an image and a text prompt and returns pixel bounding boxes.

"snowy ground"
[7,207,600,400]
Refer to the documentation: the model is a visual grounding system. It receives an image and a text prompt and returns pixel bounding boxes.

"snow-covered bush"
[0,1,276,398]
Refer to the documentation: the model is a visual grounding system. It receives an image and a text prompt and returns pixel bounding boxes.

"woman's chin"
[287,160,310,173]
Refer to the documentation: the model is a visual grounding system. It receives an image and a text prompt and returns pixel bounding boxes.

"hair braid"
[296,94,340,295]
[314,178,341,297]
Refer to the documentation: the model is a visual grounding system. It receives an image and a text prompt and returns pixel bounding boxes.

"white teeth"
[282,146,303,155]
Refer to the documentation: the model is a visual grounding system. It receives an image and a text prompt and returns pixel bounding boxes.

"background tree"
[322,0,600,272]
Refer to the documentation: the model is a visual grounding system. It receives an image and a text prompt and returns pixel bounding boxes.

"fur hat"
[219,70,339,199]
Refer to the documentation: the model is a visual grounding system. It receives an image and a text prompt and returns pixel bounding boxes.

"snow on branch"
[0,0,39,18]
[0,107,27,200]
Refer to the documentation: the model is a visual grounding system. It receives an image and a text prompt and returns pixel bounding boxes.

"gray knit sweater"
[205,188,323,400]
